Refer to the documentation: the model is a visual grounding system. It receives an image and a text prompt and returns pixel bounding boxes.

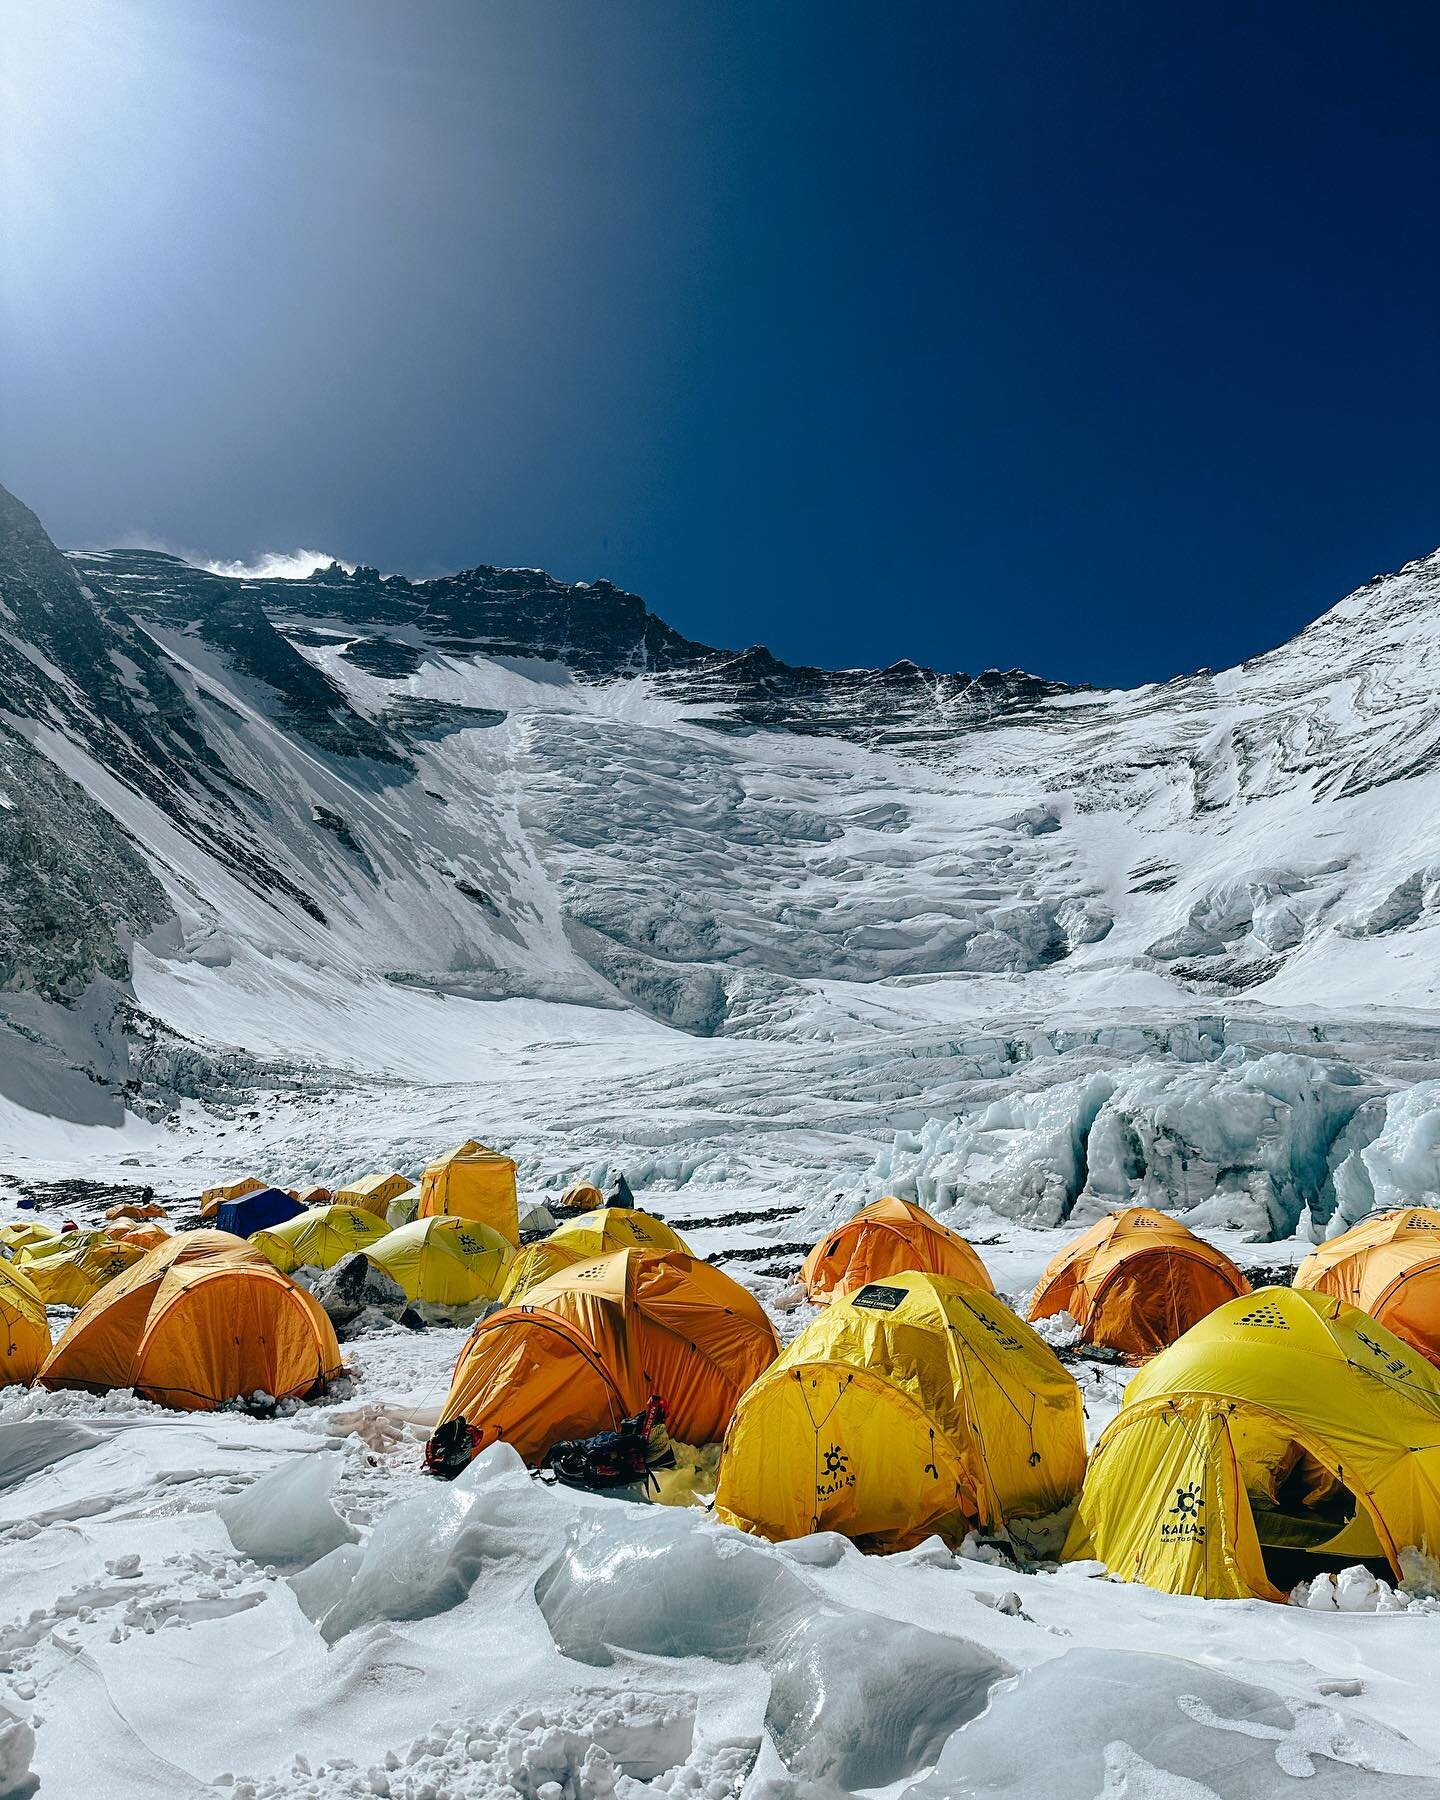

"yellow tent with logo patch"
[1063,1285,1440,1600]
[1295,1208,1440,1368]
[251,1204,391,1274]
[334,1172,413,1220]
[500,1207,692,1304]
[0,1260,50,1385]
[200,1175,266,1221]
[417,1140,519,1244]
[0,1219,59,1257]
[715,1270,1085,1555]
[368,1216,512,1308]
[19,1231,148,1308]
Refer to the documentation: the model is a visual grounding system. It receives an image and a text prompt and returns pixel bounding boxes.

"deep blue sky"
[4,2,1440,685]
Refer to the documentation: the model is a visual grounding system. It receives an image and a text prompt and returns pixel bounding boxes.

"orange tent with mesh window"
[41,1228,341,1411]
[801,1197,993,1303]
[1295,1208,1440,1368]
[430,1247,779,1467]
[1028,1207,1249,1360]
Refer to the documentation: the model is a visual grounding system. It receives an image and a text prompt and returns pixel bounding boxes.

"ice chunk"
[855,1072,1115,1229]
[288,1540,364,1624]
[321,1441,543,1642]
[901,1648,1439,1796]
[765,1609,1006,1791]
[218,1450,359,1570]
[1335,1081,1440,1224]
[0,1702,36,1800]
[536,1508,812,1667]
[1079,1054,1372,1236]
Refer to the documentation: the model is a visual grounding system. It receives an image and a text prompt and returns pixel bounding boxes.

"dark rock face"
[70,547,400,764]
[83,538,1079,750]
[303,1252,412,1332]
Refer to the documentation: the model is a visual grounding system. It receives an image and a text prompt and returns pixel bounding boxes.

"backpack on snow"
[538,1395,676,1493]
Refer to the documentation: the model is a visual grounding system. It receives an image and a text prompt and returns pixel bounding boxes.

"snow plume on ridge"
[199,548,355,581]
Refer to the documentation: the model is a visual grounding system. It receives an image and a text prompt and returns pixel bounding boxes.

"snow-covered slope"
[4,479,1440,1239]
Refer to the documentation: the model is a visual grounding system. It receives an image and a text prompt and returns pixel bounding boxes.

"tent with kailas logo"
[716,1269,1084,1555]
[1063,1285,1440,1600]
[367,1216,513,1309]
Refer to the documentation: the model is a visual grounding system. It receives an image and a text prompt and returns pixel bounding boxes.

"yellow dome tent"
[0,1219,59,1256]
[200,1175,266,1221]
[1028,1207,1249,1360]
[1063,1286,1440,1601]
[800,1196,993,1303]
[41,1228,341,1411]
[716,1270,1085,1554]
[418,1140,519,1244]
[19,1231,148,1308]
[551,1206,691,1258]
[432,1248,779,1468]
[334,1172,413,1220]
[251,1204,391,1274]
[500,1207,692,1305]
[368,1216,512,1309]
[556,1181,605,1214]
[1295,1209,1440,1367]
[0,1261,50,1385]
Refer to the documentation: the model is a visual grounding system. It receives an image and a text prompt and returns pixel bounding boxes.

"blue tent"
[215,1186,305,1238]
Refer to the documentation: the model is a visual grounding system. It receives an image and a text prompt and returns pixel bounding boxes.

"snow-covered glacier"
[3,478,1440,1240]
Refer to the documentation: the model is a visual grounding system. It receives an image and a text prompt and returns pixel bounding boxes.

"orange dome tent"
[1028,1207,1249,1360]
[556,1181,605,1214]
[418,1140,519,1244]
[41,1228,341,1411]
[499,1206,691,1304]
[800,1197,993,1303]
[430,1247,779,1468]
[1295,1208,1440,1367]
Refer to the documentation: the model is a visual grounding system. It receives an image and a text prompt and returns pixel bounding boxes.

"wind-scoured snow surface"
[2,485,1440,1789]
